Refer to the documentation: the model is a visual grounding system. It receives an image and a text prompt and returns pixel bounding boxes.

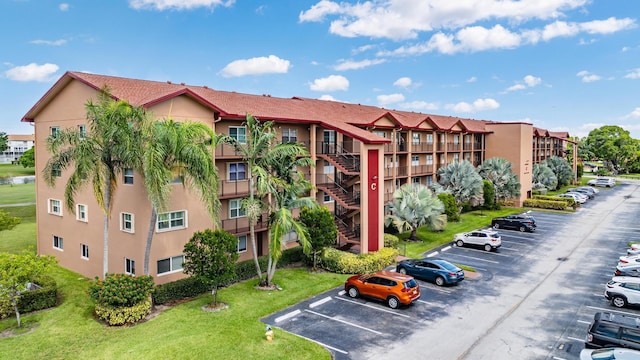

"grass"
[0,183,36,205]
[0,164,34,177]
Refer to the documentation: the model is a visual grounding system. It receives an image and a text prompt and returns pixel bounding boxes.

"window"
[373,131,386,138]
[78,125,86,139]
[237,235,247,253]
[411,155,419,166]
[48,199,62,216]
[121,212,134,233]
[229,126,246,144]
[157,255,183,275]
[412,133,420,145]
[51,165,62,177]
[50,126,60,136]
[412,177,421,186]
[81,244,89,259]
[426,155,433,165]
[426,133,433,144]
[323,192,333,203]
[282,128,297,143]
[53,235,63,250]
[283,231,298,243]
[229,163,246,181]
[453,135,460,144]
[229,199,246,218]
[76,204,87,222]
[157,210,186,231]
[453,153,460,162]
[125,258,135,275]
[426,175,433,186]
[123,168,134,185]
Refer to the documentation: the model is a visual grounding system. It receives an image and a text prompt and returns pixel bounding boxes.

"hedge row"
[0,276,58,319]
[523,198,569,210]
[533,195,575,206]
[320,247,399,274]
[94,297,152,326]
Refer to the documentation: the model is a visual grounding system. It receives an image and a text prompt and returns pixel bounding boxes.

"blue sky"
[2,0,640,139]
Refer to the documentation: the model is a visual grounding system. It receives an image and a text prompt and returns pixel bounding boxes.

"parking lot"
[262,181,640,360]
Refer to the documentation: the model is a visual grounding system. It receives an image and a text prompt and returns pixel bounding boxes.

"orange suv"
[344,270,420,309]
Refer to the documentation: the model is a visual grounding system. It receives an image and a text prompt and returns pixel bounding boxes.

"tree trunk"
[103,186,111,278]
[143,208,157,276]
[10,294,21,327]
[267,258,277,286]
[248,174,263,284]
[212,285,218,306]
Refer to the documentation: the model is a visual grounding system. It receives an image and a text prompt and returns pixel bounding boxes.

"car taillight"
[621,259,629,263]
[607,284,615,288]
[587,334,593,342]
[401,287,410,292]
[448,272,456,276]
[615,269,622,275]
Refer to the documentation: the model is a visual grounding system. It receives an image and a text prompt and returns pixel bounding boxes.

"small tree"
[385,184,446,241]
[183,229,238,307]
[298,206,337,270]
[0,210,21,231]
[482,179,496,210]
[18,147,35,168]
[0,132,7,153]
[0,251,57,327]
[437,192,459,222]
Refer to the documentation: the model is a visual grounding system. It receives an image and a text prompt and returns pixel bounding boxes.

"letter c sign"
[370,183,377,191]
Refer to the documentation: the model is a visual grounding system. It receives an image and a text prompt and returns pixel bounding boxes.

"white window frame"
[323,192,333,203]
[120,212,134,233]
[76,204,88,222]
[453,134,460,144]
[412,133,420,145]
[81,244,89,259]
[411,155,420,166]
[237,235,247,253]
[157,255,184,276]
[426,133,433,144]
[229,126,247,144]
[229,199,246,219]
[51,165,62,177]
[373,131,386,138]
[228,162,247,181]
[282,128,298,143]
[123,168,134,185]
[48,199,62,216]
[426,175,433,186]
[453,153,460,162]
[283,230,298,243]
[156,210,187,232]
[426,155,433,165]
[78,124,86,139]
[53,235,63,251]
[125,258,136,275]
[50,126,60,136]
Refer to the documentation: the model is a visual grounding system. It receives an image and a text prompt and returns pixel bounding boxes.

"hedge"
[533,195,575,206]
[94,297,152,326]
[0,276,58,319]
[320,247,399,274]
[523,198,569,210]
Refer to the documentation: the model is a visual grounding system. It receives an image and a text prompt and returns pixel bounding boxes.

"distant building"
[0,134,35,164]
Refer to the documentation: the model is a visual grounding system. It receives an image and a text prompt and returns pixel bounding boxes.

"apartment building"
[22,71,570,284]
[0,134,34,164]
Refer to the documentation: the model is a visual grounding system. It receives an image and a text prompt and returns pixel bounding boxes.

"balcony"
[411,164,434,176]
[221,215,269,235]
[412,143,434,152]
[219,180,250,199]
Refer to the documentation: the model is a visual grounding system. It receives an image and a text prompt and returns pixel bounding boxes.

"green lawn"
[0,164,35,177]
[0,183,36,205]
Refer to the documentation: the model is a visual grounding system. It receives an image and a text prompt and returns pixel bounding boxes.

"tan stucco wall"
[484,123,533,206]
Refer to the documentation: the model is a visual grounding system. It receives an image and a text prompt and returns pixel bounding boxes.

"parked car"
[580,347,640,360]
[588,177,616,188]
[568,187,595,199]
[614,264,640,277]
[396,258,464,286]
[344,270,421,309]
[618,255,640,267]
[605,276,640,308]
[454,229,502,252]
[629,245,640,256]
[585,312,640,350]
[491,213,536,232]
[577,186,599,195]
[557,193,586,204]
[567,191,590,202]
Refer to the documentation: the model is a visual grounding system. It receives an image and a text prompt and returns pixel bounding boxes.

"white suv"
[454,229,502,252]
[605,276,640,308]
[588,177,616,188]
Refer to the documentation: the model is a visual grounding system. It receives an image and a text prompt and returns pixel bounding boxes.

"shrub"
[384,234,399,249]
[152,276,209,305]
[533,195,575,207]
[523,198,568,210]
[0,276,58,319]
[89,273,155,307]
[94,296,152,326]
[531,188,547,196]
[320,247,399,274]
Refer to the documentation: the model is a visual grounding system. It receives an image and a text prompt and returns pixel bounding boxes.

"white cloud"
[524,75,542,87]
[352,44,375,55]
[624,69,640,79]
[576,70,601,82]
[59,3,69,11]
[333,58,385,71]
[129,0,235,11]
[467,76,477,83]
[377,93,405,106]
[220,55,290,78]
[30,39,67,46]
[393,77,412,88]
[318,94,337,101]
[622,46,630,52]
[622,107,640,119]
[445,98,500,113]
[580,17,637,35]
[5,63,59,82]
[506,84,526,92]
[400,101,438,111]
[309,75,349,92]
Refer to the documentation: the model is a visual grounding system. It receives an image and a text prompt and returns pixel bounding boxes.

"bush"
[532,188,547,196]
[320,247,399,274]
[523,198,569,210]
[438,193,460,222]
[533,195,575,207]
[89,273,155,307]
[94,296,152,326]
[152,276,209,305]
[384,234,399,249]
[0,276,58,319]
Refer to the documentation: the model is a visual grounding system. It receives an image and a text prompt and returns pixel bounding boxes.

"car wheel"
[387,296,400,309]
[484,244,492,252]
[398,267,407,275]
[612,296,627,308]
[519,226,526,232]
[435,276,445,286]
[456,239,464,247]
[347,286,359,298]
[493,223,500,229]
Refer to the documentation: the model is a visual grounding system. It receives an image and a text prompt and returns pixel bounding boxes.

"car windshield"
[588,348,615,359]
[439,262,459,271]
[490,233,500,238]
[403,279,418,289]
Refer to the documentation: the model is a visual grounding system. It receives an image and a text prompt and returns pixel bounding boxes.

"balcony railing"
[411,164,434,175]
[463,142,472,151]
[448,143,461,151]
[412,143,434,152]
[436,143,445,152]
[219,180,250,198]
[221,214,269,235]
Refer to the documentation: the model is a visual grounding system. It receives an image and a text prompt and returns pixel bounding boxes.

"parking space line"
[309,297,332,308]
[305,309,384,335]
[453,246,511,257]
[292,333,349,355]
[417,299,440,306]
[552,356,567,360]
[577,320,590,324]
[501,234,539,241]
[567,336,584,342]
[334,296,413,318]
[275,309,301,323]
[442,253,500,264]
[419,284,452,294]
[586,305,640,317]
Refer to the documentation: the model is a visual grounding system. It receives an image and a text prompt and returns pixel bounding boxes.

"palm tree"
[43,89,151,277]
[477,157,521,204]
[225,113,312,285]
[385,184,446,241]
[435,160,484,212]
[542,156,575,189]
[532,163,558,190]
[141,119,221,276]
